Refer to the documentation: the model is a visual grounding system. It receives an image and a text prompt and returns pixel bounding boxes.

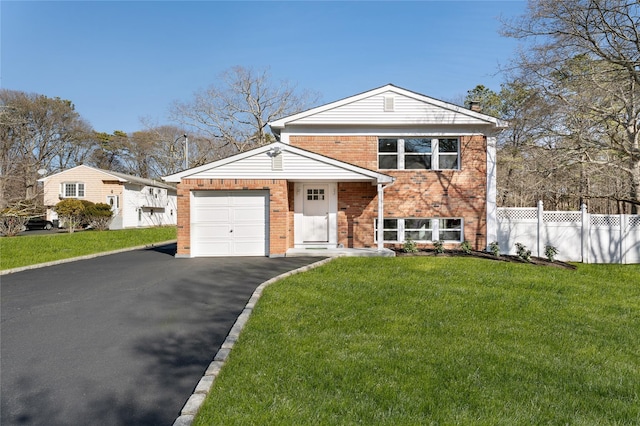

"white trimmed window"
[61,182,85,198]
[378,137,460,170]
[375,218,463,242]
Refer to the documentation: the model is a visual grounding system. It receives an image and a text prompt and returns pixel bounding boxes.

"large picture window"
[374,218,463,242]
[378,137,460,170]
[61,182,85,198]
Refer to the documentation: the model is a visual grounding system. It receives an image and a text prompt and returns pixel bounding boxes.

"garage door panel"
[232,224,264,238]
[191,191,268,257]
[232,241,265,256]
[233,207,265,223]
[193,192,231,205]
[193,207,231,223]
[193,224,231,238]
[195,241,233,256]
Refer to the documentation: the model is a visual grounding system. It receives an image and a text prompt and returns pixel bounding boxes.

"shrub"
[0,213,29,237]
[460,240,472,254]
[544,245,559,262]
[54,199,86,233]
[0,200,39,237]
[403,238,418,253]
[433,239,444,254]
[85,203,113,231]
[515,242,532,262]
[488,241,500,257]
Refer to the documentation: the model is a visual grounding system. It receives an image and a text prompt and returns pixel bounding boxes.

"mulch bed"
[392,249,577,270]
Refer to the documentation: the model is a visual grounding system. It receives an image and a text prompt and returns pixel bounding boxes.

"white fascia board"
[37,164,128,183]
[287,144,395,184]
[269,85,398,131]
[162,141,394,185]
[36,164,84,182]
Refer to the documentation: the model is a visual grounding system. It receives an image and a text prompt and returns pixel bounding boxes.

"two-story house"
[163,84,507,257]
[39,165,178,230]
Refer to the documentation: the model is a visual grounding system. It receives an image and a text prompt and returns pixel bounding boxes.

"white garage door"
[191,190,268,257]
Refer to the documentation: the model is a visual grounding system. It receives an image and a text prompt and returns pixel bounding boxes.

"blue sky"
[1,1,526,134]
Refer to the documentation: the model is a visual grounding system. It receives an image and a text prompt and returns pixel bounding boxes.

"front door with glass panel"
[106,195,119,215]
[302,184,329,242]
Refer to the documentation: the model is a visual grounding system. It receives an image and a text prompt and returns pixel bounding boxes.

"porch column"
[486,134,498,251]
[377,183,384,251]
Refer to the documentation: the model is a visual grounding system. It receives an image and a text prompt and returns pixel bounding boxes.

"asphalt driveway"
[1,244,320,426]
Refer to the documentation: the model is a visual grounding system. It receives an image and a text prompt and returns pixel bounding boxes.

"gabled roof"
[162,141,394,184]
[38,165,176,191]
[269,83,508,134]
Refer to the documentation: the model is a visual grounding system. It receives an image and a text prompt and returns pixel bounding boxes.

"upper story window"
[378,137,460,170]
[61,182,85,198]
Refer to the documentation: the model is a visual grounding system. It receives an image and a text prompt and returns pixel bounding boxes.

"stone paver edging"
[0,240,177,275]
[172,256,337,426]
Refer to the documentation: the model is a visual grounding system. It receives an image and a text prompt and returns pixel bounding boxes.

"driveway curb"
[0,240,177,276]
[172,256,337,426]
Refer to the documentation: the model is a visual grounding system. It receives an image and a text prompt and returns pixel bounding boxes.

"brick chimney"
[469,101,482,112]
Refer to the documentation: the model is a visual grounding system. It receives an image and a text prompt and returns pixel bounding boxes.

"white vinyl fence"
[497,201,640,264]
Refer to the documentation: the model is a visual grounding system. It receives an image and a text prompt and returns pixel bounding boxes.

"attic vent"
[271,153,283,171]
[384,96,395,112]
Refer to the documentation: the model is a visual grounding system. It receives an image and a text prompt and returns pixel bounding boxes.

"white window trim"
[374,218,463,243]
[60,182,85,198]
[378,137,460,171]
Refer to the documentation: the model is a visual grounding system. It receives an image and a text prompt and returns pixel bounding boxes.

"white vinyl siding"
[288,92,491,125]
[185,150,379,181]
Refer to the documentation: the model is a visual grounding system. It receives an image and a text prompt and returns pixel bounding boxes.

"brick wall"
[292,134,488,250]
[176,179,291,257]
[291,135,378,169]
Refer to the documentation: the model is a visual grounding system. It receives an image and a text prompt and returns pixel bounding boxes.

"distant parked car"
[25,217,54,230]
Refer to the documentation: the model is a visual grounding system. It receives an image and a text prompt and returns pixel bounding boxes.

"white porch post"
[486,135,498,251]
[377,183,384,251]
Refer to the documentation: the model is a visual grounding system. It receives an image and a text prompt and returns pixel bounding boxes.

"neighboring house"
[39,165,178,230]
[163,84,507,257]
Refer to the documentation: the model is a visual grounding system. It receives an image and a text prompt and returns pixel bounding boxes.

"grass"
[194,257,640,425]
[0,226,176,270]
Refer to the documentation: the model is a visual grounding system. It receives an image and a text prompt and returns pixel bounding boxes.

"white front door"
[106,195,119,215]
[302,184,329,242]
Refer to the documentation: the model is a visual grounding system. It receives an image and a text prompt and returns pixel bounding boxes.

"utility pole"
[183,134,189,170]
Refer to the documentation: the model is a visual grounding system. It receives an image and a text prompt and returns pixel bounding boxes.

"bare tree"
[0,90,94,208]
[126,125,193,177]
[502,0,640,212]
[170,66,320,158]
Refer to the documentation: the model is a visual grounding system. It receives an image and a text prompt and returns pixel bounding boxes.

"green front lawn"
[0,226,176,270]
[194,257,640,425]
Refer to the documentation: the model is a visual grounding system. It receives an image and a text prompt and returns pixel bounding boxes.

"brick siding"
[292,135,488,250]
[176,179,291,257]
